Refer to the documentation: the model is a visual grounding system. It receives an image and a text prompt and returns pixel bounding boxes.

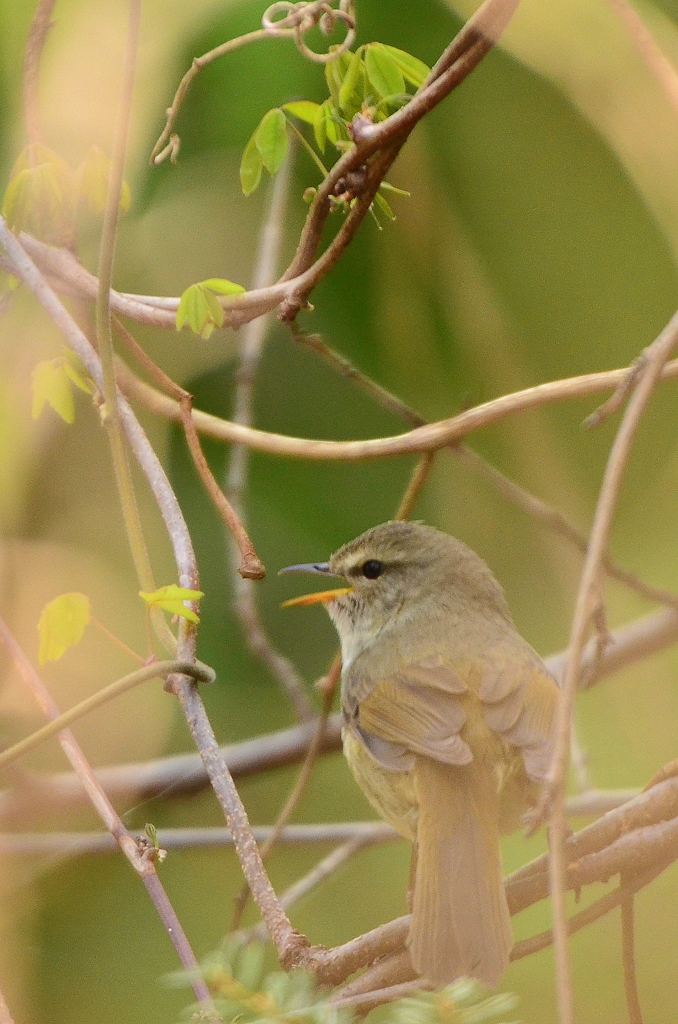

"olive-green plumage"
[285,521,560,988]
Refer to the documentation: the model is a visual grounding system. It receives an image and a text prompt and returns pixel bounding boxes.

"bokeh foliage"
[1,0,678,1022]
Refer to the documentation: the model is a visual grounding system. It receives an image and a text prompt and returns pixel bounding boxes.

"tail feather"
[409,756,512,988]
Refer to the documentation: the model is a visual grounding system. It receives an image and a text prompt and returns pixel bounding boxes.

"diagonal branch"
[0,615,213,1009]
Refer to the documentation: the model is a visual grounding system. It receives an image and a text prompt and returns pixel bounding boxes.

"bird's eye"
[361,559,384,579]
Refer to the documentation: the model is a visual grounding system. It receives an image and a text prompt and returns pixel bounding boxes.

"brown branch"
[294,327,678,609]
[244,834,375,944]
[535,312,678,1024]
[331,978,428,1013]
[605,0,678,117]
[150,1,356,165]
[226,159,313,718]
[8,0,515,335]
[0,614,213,1009]
[115,345,678,461]
[179,394,265,579]
[0,822,397,858]
[230,687,334,930]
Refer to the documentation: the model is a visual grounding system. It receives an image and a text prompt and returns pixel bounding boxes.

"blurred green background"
[1,0,678,1021]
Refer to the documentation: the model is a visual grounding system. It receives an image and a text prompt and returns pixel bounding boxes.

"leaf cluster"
[239,42,428,200]
[2,144,131,247]
[170,942,519,1024]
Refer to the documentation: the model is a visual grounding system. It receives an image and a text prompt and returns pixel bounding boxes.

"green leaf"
[202,278,246,296]
[240,133,263,195]
[32,358,76,423]
[365,43,406,100]
[380,181,411,197]
[381,45,430,88]
[374,191,396,221]
[338,48,365,119]
[2,145,75,246]
[313,101,329,152]
[38,592,91,664]
[176,283,226,339]
[254,108,289,175]
[313,101,343,154]
[282,101,321,126]
[75,145,131,215]
[63,349,95,395]
[324,48,353,105]
[3,147,75,246]
[139,585,204,624]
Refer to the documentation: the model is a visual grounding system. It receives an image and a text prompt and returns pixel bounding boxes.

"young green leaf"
[38,592,91,665]
[338,48,365,119]
[381,45,430,88]
[32,358,76,423]
[282,101,321,126]
[3,157,75,246]
[176,283,224,339]
[62,348,95,396]
[139,585,204,624]
[202,278,246,296]
[75,145,131,215]
[374,190,396,221]
[324,48,353,106]
[365,43,406,100]
[240,133,263,195]
[254,108,289,174]
[313,101,330,152]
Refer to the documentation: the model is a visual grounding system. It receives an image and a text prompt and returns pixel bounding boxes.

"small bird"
[282,521,560,988]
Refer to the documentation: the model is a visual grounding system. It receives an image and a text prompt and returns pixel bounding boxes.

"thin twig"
[0,822,397,858]
[455,445,678,609]
[113,332,678,459]
[93,0,177,655]
[244,835,373,943]
[230,690,333,930]
[331,978,428,1013]
[151,1,356,165]
[225,158,312,716]
[0,615,213,1008]
[605,0,678,116]
[0,659,213,774]
[620,883,644,1024]
[179,395,265,579]
[113,316,186,399]
[394,453,436,520]
[535,314,678,1024]
[21,0,58,146]
[112,318,266,579]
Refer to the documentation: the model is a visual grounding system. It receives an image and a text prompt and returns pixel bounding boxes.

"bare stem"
[179,395,265,579]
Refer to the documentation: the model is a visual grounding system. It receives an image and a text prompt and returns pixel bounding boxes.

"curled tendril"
[262,0,356,63]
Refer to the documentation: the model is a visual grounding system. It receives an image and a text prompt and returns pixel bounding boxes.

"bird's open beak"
[279,562,353,608]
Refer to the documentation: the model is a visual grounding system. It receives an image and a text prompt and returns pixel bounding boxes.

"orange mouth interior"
[281,587,353,609]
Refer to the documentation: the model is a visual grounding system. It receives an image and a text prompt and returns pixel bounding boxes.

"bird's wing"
[477,643,560,781]
[355,646,559,781]
[356,663,473,767]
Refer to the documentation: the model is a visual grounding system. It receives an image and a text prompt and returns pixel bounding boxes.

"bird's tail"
[409,756,512,988]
